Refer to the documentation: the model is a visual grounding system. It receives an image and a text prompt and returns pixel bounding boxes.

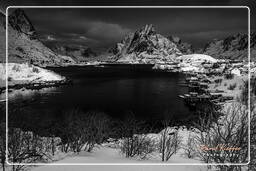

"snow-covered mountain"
[49,44,97,62]
[0,9,74,66]
[202,32,256,61]
[109,24,182,64]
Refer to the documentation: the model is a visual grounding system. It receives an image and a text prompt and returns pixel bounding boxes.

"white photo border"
[5,6,251,166]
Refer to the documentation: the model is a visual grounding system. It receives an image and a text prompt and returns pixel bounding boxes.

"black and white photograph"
[0,1,256,171]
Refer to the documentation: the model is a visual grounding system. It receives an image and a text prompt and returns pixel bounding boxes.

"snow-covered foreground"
[31,144,208,171]
[32,165,207,171]
[0,63,64,87]
[29,127,209,171]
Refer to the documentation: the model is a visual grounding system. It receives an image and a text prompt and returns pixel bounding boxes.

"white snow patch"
[231,68,241,76]
[0,63,64,83]
[177,54,218,64]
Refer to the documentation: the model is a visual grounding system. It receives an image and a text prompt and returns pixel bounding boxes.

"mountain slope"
[49,44,97,62]
[202,32,256,61]
[0,9,74,66]
[167,36,194,55]
[109,24,182,64]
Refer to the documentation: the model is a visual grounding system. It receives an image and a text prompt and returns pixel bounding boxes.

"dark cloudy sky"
[1,0,254,52]
[18,7,248,51]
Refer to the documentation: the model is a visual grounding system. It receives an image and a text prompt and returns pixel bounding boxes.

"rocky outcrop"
[202,32,256,61]
[168,36,194,55]
[110,24,182,64]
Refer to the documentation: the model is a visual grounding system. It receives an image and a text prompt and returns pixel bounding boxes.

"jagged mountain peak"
[109,24,182,64]
[8,9,37,39]
[136,24,156,36]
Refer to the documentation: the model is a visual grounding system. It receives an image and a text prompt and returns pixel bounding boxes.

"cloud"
[86,21,131,41]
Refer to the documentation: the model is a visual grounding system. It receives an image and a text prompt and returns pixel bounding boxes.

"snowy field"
[0,63,64,87]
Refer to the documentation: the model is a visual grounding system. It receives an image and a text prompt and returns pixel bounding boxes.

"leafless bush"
[228,83,237,90]
[8,128,53,171]
[120,134,156,159]
[119,113,156,159]
[183,131,197,159]
[225,73,234,80]
[159,119,181,162]
[59,109,111,153]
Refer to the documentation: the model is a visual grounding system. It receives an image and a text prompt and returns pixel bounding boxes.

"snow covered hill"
[177,54,218,72]
[109,24,182,64]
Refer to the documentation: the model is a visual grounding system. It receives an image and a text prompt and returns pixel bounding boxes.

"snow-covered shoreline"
[0,63,68,95]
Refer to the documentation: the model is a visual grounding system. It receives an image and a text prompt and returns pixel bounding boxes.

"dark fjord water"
[8,64,191,134]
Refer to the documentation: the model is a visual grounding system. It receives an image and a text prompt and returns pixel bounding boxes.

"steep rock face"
[203,32,256,61]
[110,24,182,64]
[50,44,97,62]
[168,36,194,55]
[1,9,74,66]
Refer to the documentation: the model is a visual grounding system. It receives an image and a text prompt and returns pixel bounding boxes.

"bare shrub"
[225,73,234,80]
[159,118,181,162]
[59,109,111,153]
[183,131,197,159]
[32,67,39,73]
[119,113,156,159]
[214,78,222,85]
[120,134,156,159]
[228,83,237,90]
[8,128,53,171]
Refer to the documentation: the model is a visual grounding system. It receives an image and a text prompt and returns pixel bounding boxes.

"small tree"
[159,118,181,162]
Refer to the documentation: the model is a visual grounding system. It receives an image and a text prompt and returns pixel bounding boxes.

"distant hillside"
[167,36,194,55]
[0,9,74,66]
[109,24,182,64]
[49,44,97,62]
[202,32,256,61]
